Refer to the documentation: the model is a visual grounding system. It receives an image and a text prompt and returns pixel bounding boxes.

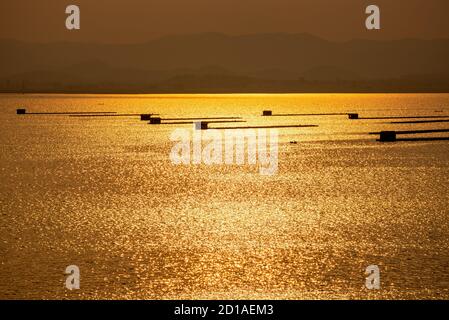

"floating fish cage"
[262,110,272,116]
[195,122,209,130]
[379,131,397,142]
[140,114,152,121]
[149,117,162,124]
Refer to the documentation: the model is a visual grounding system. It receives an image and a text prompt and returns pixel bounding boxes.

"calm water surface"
[0,93,448,299]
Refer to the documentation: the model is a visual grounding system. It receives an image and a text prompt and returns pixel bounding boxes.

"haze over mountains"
[1,33,449,93]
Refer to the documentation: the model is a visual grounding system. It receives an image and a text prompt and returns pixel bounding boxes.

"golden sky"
[1,0,449,43]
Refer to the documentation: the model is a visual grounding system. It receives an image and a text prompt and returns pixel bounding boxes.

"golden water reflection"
[0,94,448,299]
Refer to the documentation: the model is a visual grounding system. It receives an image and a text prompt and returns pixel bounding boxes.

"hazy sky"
[1,0,449,43]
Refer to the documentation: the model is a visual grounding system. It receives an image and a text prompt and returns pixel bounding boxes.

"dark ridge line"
[369,129,449,135]
[360,115,449,120]
[209,124,319,130]
[25,112,117,115]
[390,119,449,124]
[70,114,158,117]
[377,137,449,142]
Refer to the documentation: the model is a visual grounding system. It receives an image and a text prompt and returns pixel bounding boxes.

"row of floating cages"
[17,108,155,119]
[262,109,359,119]
[375,129,449,142]
[16,108,448,142]
[16,108,447,121]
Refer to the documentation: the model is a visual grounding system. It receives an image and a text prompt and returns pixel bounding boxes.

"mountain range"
[1,33,449,93]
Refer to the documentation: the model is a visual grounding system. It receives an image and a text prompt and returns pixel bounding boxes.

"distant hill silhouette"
[1,33,448,93]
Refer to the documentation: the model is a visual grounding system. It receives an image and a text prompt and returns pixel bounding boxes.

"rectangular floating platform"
[70,113,158,118]
[370,129,449,135]
[150,117,162,124]
[262,110,273,116]
[358,115,449,120]
[373,129,449,142]
[376,136,449,142]
[267,113,349,117]
[209,124,319,130]
[378,131,397,142]
[392,137,449,142]
[390,119,449,124]
[196,122,210,130]
[149,120,246,125]
[26,112,117,115]
[17,108,119,115]
[161,117,242,121]
[141,114,152,121]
